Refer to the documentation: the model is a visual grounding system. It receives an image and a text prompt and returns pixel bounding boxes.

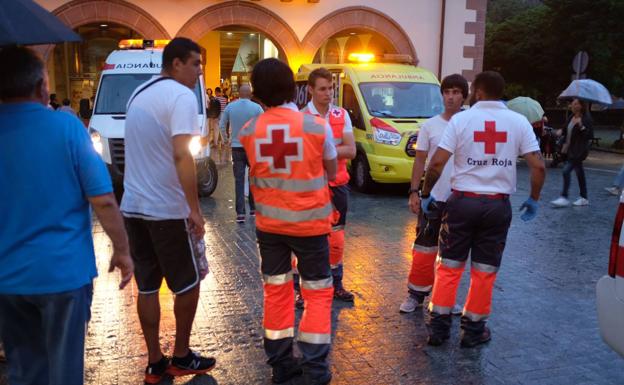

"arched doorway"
[178,1,301,92]
[302,7,417,66]
[312,29,398,65]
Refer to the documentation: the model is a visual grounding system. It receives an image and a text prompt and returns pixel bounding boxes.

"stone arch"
[37,0,170,59]
[301,7,418,66]
[177,1,301,65]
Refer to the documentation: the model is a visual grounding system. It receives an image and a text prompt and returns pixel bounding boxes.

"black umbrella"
[0,0,81,47]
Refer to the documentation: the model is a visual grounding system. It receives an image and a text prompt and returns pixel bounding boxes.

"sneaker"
[605,187,621,196]
[272,362,303,384]
[399,295,423,313]
[427,333,450,346]
[573,197,589,206]
[460,326,491,348]
[550,196,571,207]
[236,215,245,223]
[334,287,355,302]
[301,371,332,385]
[295,290,304,310]
[451,304,463,316]
[144,356,170,384]
[167,350,216,377]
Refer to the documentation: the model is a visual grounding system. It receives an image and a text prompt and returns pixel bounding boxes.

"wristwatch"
[408,187,419,195]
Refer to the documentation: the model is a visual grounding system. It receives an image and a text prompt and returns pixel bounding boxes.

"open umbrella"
[507,96,544,123]
[558,79,613,105]
[0,0,81,46]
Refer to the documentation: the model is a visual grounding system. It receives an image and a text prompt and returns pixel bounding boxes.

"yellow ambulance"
[295,54,442,192]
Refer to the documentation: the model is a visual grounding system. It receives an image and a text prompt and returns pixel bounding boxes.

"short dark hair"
[441,74,468,99]
[251,58,295,107]
[215,87,222,93]
[62,98,71,106]
[473,71,505,99]
[162,37,201,71]
[0,46,45,100]
[308,67,332,88]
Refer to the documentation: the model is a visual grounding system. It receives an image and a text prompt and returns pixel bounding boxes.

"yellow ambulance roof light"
[118,39,170,49]
[348,52,376,63]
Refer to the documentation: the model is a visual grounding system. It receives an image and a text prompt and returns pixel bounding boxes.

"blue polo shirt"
[0,102,112,294]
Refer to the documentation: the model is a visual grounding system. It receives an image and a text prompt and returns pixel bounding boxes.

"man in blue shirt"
[0,46,134,385]
[219,84,264,222]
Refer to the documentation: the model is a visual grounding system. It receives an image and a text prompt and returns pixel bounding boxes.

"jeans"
[0,283,93,385]
[613,164,624,188]
[232,148,255,215]
[562,160,587,199]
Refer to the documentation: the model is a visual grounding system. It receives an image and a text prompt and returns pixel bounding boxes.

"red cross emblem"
[256,124,303,173]
[474,121,507,154]
[330,108,343,118]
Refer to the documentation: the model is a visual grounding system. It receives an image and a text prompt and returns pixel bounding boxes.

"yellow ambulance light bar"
[348,52,376,63]
[118,39,170,49]
[382,54,414,64]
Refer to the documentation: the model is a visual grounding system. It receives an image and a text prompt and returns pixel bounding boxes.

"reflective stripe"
[408,282,432,293]
[471,261,499,273]
[298,331,331,344]
[303,114,326,134]
[265,327,295,340]
[413,244,437,254]
[428,303,452,315]
[255,202,332,223]
[251,176,327,192]
[239,116,258,137]
[462,310,489,322]
[436,255,465,269]
[263,272,293,285]
[301,277,333,290]
[330,263,342,269]
[332,225,345,231]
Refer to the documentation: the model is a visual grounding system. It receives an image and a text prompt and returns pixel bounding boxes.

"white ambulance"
[89,39,218,200]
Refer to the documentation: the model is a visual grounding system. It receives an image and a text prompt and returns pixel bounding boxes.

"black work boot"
[460,317,491,348]
[426,312,452,346]
[272,359,303,384]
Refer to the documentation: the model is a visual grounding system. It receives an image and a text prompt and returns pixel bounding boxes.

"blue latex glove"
[519,197,538,221]
[420,194,436,216]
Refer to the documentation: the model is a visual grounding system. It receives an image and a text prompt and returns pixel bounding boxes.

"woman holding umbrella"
[551,98,593,207]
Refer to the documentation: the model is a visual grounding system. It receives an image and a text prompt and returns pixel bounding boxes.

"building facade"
[35,0,486,105]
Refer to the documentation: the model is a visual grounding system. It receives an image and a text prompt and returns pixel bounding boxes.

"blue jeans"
[0,284,93,385]
[562,160,587,199]
[232,148,255,215]
[613,164,624,188]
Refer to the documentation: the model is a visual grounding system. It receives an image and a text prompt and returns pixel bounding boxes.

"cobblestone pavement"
[2,149,624,385]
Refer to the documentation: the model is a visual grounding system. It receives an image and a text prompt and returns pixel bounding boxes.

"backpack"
[207,97,221,118]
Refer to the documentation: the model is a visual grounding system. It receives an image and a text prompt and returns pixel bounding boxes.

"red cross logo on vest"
[256,124,303,173]
[474,121,507,154]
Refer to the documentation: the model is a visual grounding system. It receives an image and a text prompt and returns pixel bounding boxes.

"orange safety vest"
[302,105,350,187]
[239,107,332,237]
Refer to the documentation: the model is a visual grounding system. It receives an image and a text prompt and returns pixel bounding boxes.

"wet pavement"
[2,148,624,384]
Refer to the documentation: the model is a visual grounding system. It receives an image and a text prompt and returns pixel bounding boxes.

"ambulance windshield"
[94,74,203,115]
[359,82,443,119]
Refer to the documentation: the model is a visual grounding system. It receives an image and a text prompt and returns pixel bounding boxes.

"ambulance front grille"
[405,134,418,157]
[109,138,125,175]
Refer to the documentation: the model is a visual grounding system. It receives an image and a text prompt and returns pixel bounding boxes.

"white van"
[89,39,218,200]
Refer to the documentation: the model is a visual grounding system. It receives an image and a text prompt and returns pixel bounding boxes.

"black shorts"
[438,192,512,267]
[125,217,199,295]
[330,185,349,227]
[414,201,446,248]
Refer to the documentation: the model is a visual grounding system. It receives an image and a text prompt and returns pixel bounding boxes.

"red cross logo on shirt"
[474,121,507,154]
[256,124,303,173]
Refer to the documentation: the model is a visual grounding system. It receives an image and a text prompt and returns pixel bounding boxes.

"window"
[342,83,364,129]
[94,74,204,115]
[359,82,443,119]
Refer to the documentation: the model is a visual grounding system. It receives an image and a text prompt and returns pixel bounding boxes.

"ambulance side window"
[343,84,364,130]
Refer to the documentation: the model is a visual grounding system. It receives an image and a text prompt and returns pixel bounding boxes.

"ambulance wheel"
[351,152,375,193]
[197,158,218,197]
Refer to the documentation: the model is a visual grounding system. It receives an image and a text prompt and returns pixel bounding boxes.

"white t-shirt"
[416,115,453,201]
[438,101,539,195]
[281,102,337,160]
[304,101,353,134]
[121,77,200,219]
